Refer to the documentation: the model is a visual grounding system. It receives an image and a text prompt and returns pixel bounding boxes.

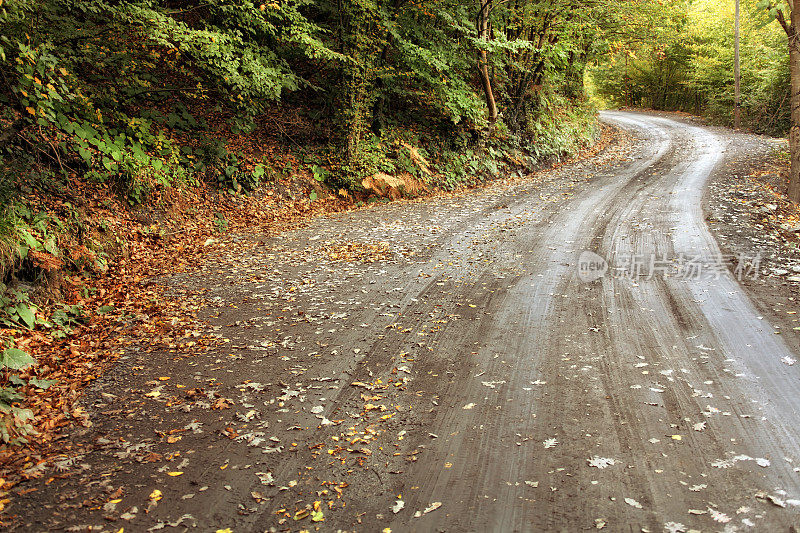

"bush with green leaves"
[0,0,346,205]
[0,202,60,283]
[0,341,45,445]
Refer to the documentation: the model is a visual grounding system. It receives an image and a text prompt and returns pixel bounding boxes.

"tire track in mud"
[384,113,800,532]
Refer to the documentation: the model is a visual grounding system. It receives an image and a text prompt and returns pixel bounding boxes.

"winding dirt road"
[18,112,800,532]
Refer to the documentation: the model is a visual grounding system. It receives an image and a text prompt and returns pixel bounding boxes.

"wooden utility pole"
[734,0,741,129]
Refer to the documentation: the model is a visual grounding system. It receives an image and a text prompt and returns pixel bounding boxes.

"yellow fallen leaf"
[469,304,477,308]
[167,472,183,477]
[215,529,233,533]
[25,106,36,115]
[145,390,161,398]
[158,376,170,381]
[294,509,309,520]
[670,435,682,441]
[149,489,162,501]
[109,498,122,503]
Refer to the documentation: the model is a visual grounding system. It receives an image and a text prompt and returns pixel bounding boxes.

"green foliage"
[0,398,36,446]
[0,289,37,330]
[118,0,343,114]
[215,151,264,193]
[0,0,344,206]
[213,212,229,234]
[46,303,86,338]
[0,202,60,284]
[0,337,39,445]
[1,347,35,371]
[310,164,329,183]
[0,0,641,206]
[590,0,790,135]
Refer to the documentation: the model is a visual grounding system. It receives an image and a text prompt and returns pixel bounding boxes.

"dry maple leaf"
[587,456,617,469]
[212,397,234,410]
[707,508,731,523]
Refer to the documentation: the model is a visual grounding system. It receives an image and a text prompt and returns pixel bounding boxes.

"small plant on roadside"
[45,303,86,339]
[0,284,40,330]
[0,342,38,445]
[213,212,228,234]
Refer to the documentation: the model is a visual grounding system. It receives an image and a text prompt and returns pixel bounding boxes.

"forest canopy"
[0,0,683,202]
[589,0,790,136]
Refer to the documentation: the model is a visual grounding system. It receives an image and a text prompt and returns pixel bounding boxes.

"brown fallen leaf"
[212,397,234,410]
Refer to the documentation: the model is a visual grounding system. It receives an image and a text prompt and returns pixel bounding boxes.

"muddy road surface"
[15,111,800,532]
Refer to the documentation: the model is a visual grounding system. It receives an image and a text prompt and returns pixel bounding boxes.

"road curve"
[367,112,800,532]
[17,112,800,532]
[251,111,800,531]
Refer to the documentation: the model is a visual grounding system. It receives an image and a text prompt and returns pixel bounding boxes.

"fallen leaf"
[587,456,617,469]
[422,502,441,514]
[212,397,234,410]
[664,522,687,533]
[756,491,787,507]
[708,507,731,523]
[624,497,642,509]
[256,471,274,485]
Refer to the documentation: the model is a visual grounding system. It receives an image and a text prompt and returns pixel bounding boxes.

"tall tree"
[477,0,499,124]
[773,0,800,201]
[734,0,742,129]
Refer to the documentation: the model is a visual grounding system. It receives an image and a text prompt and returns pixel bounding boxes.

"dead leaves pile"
[0,178,354,506]
[317,241,395,263]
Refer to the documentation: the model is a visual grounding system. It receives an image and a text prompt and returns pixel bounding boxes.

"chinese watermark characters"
[577,250,762,283]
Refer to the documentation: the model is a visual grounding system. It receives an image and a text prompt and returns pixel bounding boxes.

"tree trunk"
[734,0,741,129]
[337,0,379,180]
[777,3,800,200]
[479,53,498,123]
[786,2,800,202]
[478,0,498,124]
